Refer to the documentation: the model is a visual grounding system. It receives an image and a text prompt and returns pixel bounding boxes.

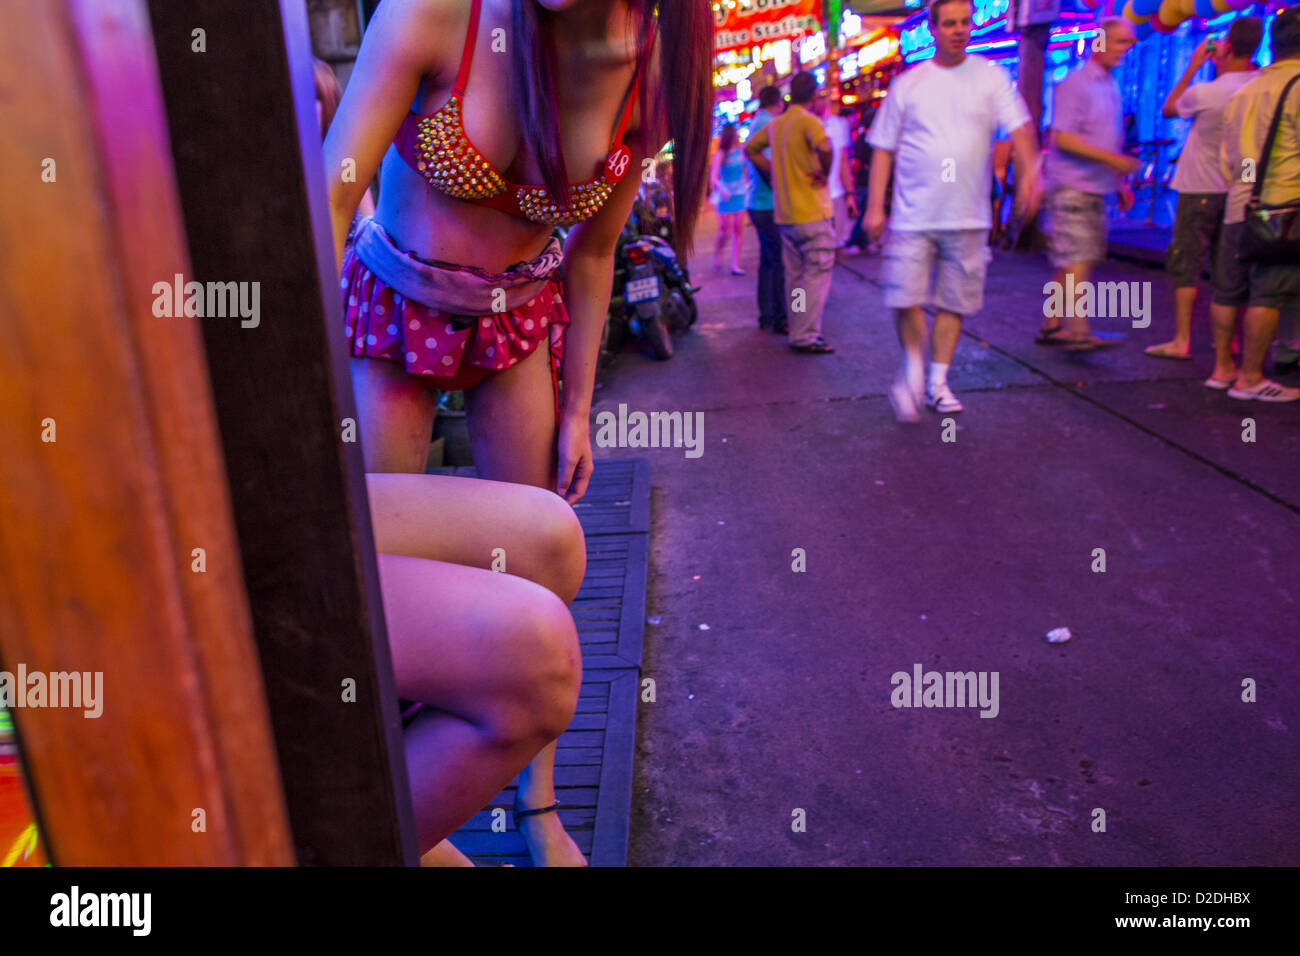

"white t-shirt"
[1171,70,1255,194]
[868,54,1031,231]
[824,113,852,200]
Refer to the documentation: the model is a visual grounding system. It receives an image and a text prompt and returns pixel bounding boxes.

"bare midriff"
[373,1,644,273]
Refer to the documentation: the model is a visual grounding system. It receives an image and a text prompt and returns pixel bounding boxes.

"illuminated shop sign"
[800,31,826,64]
[859,34,899,68]
[713,0,823,54]
[840,10,863,44]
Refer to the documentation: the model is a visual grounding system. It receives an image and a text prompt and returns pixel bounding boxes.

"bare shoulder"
[360,0,472,81]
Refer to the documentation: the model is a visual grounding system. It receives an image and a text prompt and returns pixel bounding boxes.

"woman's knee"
[510,485,586,601]
[485,588,581,746]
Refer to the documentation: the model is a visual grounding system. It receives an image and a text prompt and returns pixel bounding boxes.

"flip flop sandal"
[1203,375,1234,390]
[1035,326,1072,345]
[1145,345,1191,360]
[1066,334,1124,352]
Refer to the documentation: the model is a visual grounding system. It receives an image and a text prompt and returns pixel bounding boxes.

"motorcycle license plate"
[625,276,661,303]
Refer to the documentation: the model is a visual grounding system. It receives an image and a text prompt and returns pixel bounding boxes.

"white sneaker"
[926,382,964,413]
[1227,379,1300,402]
[889,373,921,422]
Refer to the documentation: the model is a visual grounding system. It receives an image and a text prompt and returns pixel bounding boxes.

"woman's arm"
[322,0,458,267]
[708,148,722,196]
[555,136,655,503]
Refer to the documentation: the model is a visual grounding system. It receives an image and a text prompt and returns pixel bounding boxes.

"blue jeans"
[747,208,786,326]
[847,186,870,249]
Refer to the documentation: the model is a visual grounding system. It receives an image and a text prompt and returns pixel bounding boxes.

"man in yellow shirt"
[746,71,836,353]
[1210,4,1300,402]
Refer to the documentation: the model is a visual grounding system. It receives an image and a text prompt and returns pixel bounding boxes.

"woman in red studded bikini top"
[327,0,711,497]
[325,0,711,866]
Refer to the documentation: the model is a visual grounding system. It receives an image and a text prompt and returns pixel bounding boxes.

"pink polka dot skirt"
[340,244,569,405]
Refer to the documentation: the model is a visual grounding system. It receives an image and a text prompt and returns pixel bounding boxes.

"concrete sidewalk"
[594,210,1299,866]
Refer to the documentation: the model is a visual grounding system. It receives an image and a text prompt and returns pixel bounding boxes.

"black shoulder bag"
[1238,72,1300,264]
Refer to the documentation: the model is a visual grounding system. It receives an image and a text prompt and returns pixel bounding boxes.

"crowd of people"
[718,0,1300,418]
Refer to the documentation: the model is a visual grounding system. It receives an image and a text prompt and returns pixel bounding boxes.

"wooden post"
[0,0,295,865]
[144,0,418,864]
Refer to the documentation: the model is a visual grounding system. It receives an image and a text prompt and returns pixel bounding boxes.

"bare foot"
[420,839,475,866]
[516,808,588,866]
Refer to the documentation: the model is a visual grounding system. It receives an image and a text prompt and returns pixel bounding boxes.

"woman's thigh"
[367,472,584,595]
[378,552,577,719]
[462,336,556,489]
[351,356,437,474]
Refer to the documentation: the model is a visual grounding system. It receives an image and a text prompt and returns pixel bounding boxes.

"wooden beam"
[144,0,417,864]
[0,0,295,865]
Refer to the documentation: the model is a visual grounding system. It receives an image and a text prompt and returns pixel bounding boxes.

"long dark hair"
[512,0,713,251]
[717,123,737,153]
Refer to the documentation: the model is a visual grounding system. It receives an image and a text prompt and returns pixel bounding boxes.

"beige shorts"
[881,228,992,315]
[1046,186,1107,268]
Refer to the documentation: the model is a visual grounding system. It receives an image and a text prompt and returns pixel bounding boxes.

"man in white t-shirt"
[815,94,857,249]
[866,0,1040,420]
[1146,17,1261,361]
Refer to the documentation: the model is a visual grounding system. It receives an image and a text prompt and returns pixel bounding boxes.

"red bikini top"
[392,0,647,227]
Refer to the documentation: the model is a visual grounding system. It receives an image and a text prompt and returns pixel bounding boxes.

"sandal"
[790,339,835,354]
[1035,326,1072,345]
[1144,343,1191,360]
[1066,333,1124,352]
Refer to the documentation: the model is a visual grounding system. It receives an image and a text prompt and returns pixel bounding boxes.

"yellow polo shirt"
[745,104,832,225]
[1220,60,1300,225]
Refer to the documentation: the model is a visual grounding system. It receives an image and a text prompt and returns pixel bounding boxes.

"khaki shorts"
[881,228,992,315]
[1166,192,1225,288]
[1047,186,1107,268]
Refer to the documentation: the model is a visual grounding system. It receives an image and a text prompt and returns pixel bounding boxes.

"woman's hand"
[556,414,593,504]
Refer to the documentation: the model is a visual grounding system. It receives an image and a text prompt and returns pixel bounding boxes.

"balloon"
[1133,20,1156,41]
[1210,0,1234,12]
[1194,0,1219,17]
[1152,7,1180,31]
[1112,0,1129,16]
[1129,0,1163,15]
[1126,10,1152,24]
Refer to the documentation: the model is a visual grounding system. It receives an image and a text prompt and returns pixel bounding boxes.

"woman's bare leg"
[371,473,585,866]
[730,212,744,272]
[379,553,581,852]
[463,340,588,865]
[367,473,585,603]
[351,356,437,473]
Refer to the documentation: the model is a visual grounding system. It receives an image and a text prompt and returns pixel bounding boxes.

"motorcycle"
[604,195,699,362]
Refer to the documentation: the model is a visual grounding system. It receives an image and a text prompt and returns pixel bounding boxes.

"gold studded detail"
[413,95,507,200]
[410,93,619,224]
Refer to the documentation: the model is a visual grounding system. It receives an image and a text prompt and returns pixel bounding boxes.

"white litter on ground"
[1046,627,1073,644]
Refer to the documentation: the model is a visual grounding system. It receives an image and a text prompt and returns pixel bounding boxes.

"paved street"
[594,211,1300,866]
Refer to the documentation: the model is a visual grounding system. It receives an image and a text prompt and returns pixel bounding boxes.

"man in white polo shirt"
[866,0,1040,420]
